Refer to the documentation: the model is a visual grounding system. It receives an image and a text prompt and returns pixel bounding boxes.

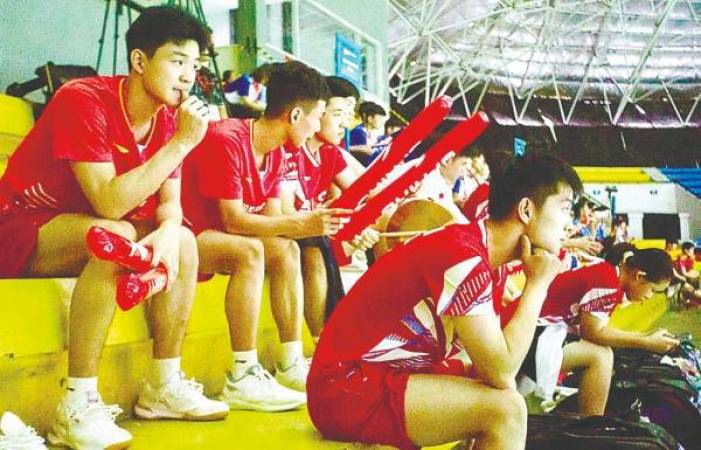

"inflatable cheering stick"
[332,111,490,263]
[87,226,153,272]
[331,95,453,210]
[116,266,169,311]
[86,226,168,310]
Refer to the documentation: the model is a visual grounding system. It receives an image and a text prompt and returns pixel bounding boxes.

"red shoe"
[86,226,153,272]
[116,266,168,311]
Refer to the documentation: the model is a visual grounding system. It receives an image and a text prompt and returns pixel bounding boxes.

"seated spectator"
[308,150,580,449]
[182,62,346,410]
[676,241,699,285]
[224,63,274,119]
[348,101,388,165]
[503,243,678,416]
[572,198,596,239]
[612,214,631,244]
[0,7,229,449]
[366,116,404,165]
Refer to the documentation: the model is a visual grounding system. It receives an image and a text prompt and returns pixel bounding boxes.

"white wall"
[584,183,678,214]
[675,186,701,240]
[0,0,230,102]
[585,182,701,240]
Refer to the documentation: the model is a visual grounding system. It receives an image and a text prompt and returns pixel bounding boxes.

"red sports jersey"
[462,182,490,223]
[281,143,347,212]
[181,119,284,233]
[675,255,695,274]
[538,261,624,333]
[312,221,505,374]
[0,76,177,220]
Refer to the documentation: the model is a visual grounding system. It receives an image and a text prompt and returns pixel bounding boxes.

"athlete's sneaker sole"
[132,404,228,422]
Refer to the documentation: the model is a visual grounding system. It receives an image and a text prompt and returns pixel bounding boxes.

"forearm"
[223,211,307,237]
[500,282,550,373]
[156,201,183,227]
[92,140,190,219]
[584,326,649,349]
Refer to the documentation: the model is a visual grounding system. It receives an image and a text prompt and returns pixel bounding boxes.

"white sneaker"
[219,365,306,412]
[0,412,46,450]
[134,372,229,421]
[47,393,132,450]
[275,357,309,392]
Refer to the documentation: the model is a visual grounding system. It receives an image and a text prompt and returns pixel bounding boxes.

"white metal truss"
[388,0,701,126]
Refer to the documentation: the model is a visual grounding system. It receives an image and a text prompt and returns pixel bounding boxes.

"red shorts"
[307,361,417,450]
[0,204,60,277]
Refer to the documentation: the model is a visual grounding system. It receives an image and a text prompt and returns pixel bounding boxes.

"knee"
[178,226,199,272]
[239,238,264,269]
[487,388,527,434]
[95,219,137,241]
[592,344,614,371]
[267,238,300,270]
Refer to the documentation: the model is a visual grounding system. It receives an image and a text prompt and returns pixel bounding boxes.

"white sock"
[232,350,258,380]
[278,340,303,370]
[151,357,181,387]
[65,377,98,406]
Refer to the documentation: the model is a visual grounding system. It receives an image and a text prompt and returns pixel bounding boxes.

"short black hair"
[359,101,387,122]
[488,150,583,221]
[573,198,594,218]
[606,243,673,283]
[222,70,233,81]
[682,241,695,252]
[613,214,628,227]
[126,6,211,69]
[385,116,403,133]
[326,76,360,100]
[264,61,330,118]
[252,63,275,83]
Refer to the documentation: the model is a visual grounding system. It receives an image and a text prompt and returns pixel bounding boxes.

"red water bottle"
[116,266,169,311]
[86,226,153,272]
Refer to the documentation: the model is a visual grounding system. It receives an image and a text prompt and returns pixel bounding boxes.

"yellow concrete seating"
[0,94,34,176]
[0,275,316,435]
[574,166,652,183]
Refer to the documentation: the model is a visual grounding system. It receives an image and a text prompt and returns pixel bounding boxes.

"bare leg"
[25,214,137,377]
[562,339,613,416]
[260,237,303,343]
[146,226,199,359]
[197,230,265,351]
[301,246,327,339]
[404,374,527,450]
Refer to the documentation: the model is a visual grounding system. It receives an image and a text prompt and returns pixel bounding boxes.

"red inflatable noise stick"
[116,266,168,311]
[86,226,169,311]
[87,226,154,272]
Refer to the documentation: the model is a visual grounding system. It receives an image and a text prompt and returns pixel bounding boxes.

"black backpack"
[527,414,683,449]
[610,348,701,450]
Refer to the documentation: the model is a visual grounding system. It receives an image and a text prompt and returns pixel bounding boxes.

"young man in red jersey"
[308,151,581,450]
[0,7,228,449]
[182,62,351,412]
[280,76,379,344]
[513,243,677,416]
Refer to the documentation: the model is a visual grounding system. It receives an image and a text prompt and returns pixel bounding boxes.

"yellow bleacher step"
[574,166,652,183]
[0,93,34,158]
[0,274,316,431]
[609,293,669,333]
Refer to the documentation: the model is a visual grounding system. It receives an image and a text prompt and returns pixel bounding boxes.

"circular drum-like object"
[374,198,456,259]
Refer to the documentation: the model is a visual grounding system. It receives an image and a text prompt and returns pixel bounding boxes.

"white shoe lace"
[67,401,123,424]
[0,424,45,449]
[167,373,206,403]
